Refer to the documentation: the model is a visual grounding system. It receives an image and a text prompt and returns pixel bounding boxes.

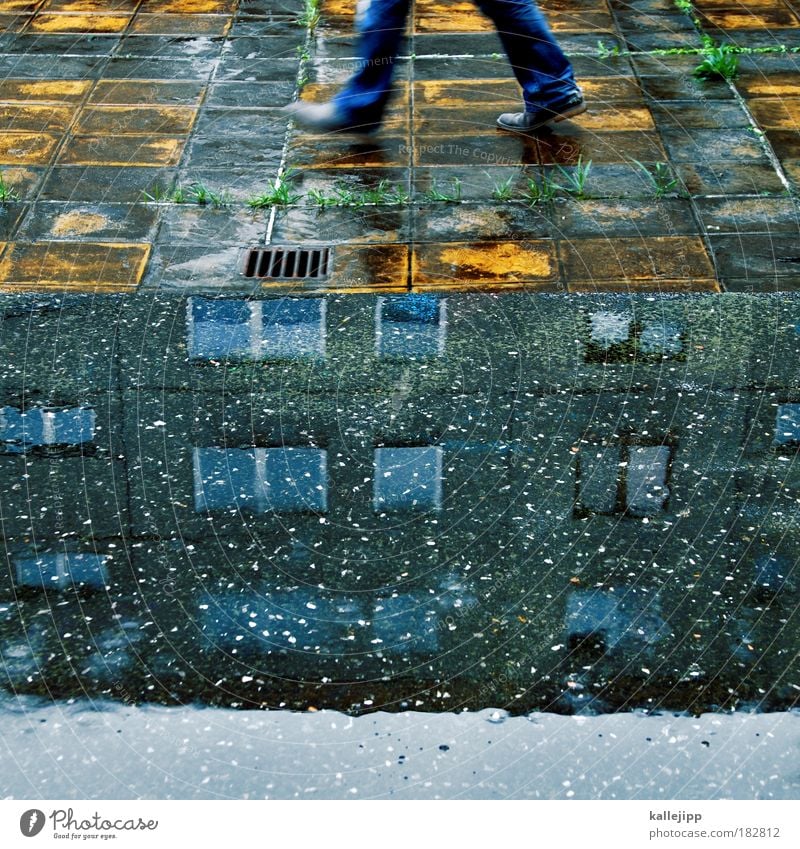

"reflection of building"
[0,291,797,713]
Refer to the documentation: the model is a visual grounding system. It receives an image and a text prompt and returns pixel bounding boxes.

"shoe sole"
[496,101,587,133]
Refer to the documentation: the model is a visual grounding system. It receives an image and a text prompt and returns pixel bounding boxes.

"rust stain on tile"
[0,241,151,291]
[75,105,198,135]
[0,132,59,165]
[414,240,556,287]
[57,135,185,166]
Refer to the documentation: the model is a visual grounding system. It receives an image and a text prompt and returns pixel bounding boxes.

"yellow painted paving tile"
[88,80,206,106]
[39,1,138,10]
[57,135,185,166]
[413,241,557,289]
[0,132,59,164]
[320,0,353,22]
[736,73,800,98]
[138,0,237,12]
[414,12,499,33]
[571,105,654,132]
[547,11,615,33]
[700,9,800,29]
[694,0,789,5]
[559,237,715,284]
[75,105,198,135]
[0,104,74,132]
[0,1,41,10]
[415,80,523,109]
[747,98,800,130]
[0,242,151,292]
[0,79,91,102]
[576,77,645,103]
[129,14,231,35]
[28,13,132,32]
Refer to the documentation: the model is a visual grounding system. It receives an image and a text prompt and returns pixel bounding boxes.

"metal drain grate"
[243,247,331,280]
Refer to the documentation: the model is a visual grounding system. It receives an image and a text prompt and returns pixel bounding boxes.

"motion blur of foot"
[282,101,380,135]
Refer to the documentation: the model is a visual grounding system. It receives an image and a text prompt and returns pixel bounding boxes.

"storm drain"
[242,246,331,280]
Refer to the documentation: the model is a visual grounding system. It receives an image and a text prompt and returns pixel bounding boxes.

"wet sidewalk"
[0,0,798,294]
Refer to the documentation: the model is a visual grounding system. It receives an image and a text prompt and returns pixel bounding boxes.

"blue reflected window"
[0,406,95,453]
[376,295,446,359]
[639,320,684,357]
[260,298,326,360]
[372,594,440,654]
[566,589,667,651]
[577,443,670,517]
[188,297,326,361]
[774,404,800,448]
[15,552,108,591]
[193,447,328,513]
[373,446,442,512]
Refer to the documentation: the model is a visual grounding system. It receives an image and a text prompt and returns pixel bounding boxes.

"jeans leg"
[474,0,577,111]
[333,0,411,122]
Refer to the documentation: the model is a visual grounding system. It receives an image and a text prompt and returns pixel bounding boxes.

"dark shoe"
[282,100,380,135]
[497,91,586,133]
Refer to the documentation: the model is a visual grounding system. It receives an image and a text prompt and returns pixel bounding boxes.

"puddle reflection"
[0,291,797,714]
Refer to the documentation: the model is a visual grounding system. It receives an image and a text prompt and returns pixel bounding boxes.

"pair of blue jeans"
[332,0,578,125]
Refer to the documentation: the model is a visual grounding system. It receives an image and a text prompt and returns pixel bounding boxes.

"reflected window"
[372,594,440,654]
[585,311,684,362]
[626,446,671,517]
[577,442,671,517]
[188,297,326,361]
[774,404,800,448]
[589,310,631,350]
[0,406,95,454]
[639,320,684,357]
[376,295,446,359]
[15,552,108,591]
[566,589,667,654]
[373,446,442,512]
[193,447,328,513]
